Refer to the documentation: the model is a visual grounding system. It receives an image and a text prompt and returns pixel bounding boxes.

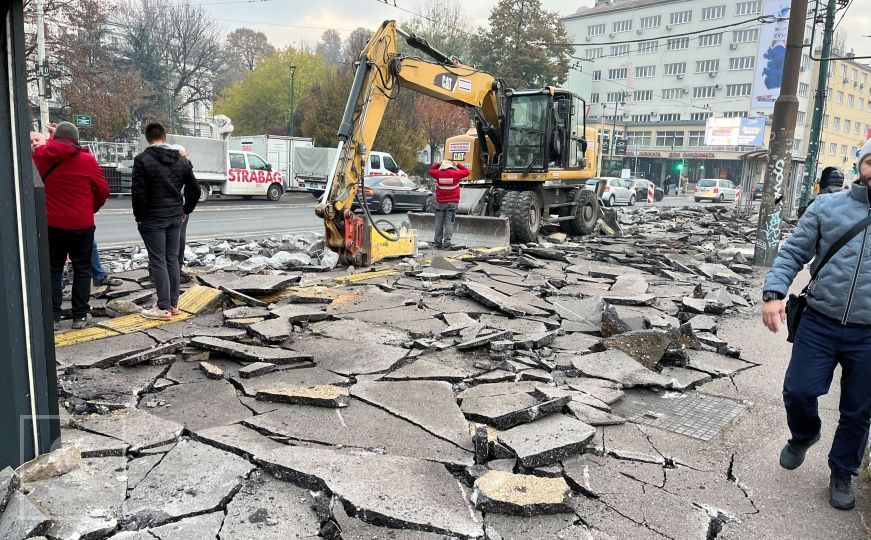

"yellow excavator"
[315,20,603,266]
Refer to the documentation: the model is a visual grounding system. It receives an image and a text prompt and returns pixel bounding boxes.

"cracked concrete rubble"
[9,208,853,539]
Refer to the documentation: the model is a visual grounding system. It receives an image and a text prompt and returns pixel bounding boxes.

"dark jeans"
[48,226,94,320]
[178,216,189,270]
[434,201,458,245]
[783,307,871,476]
[92,239,107,284]
[138,216,182,310]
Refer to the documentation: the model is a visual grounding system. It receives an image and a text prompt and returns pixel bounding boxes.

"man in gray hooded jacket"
[762,140,871,511]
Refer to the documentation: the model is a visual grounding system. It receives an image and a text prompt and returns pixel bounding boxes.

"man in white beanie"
[427,159,469,249]
[761,139,871,511]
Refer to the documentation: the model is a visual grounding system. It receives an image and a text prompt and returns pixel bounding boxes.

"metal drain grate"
[611,390,745,441]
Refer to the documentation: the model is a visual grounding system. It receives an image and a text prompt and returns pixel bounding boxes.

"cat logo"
[433,73,457,92]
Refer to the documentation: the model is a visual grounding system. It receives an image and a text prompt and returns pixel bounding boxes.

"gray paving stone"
[247,317,291,343]
[601,330,672,370]
[0,491,52,539]
[571,351,671,389]
[141,380,252,431]
[149,511,224,540]
[351,380,473,451]
[258,445,483,538]
[191,336,313,364]
[56,333,156,369]
[190,424,285,461]
[25,456,127,540]
[123,439,255,529]
[472,470,572,516]
[498,414,595,467]
[244,399,472,466]
[220,470,320,539]
[77,408,183,453]
[231,366,347,397]
[59,364,166,411]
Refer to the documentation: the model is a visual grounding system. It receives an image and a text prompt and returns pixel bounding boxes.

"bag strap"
[806,213,871,289]
[41,162,62,181]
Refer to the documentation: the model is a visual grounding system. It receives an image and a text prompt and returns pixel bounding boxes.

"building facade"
[562,0,820,185]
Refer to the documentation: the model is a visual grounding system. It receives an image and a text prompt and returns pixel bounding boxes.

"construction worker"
[428,160,469,249]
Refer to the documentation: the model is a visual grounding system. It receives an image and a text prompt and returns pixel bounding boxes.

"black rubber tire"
[424,196,435,213]
[559,189,600,236]
[242,195,253,200]
[655,189,664,202]
[718,193,725,203]
[198,183,210,203]
[628,194,636,207]
[694,198,702,203]
[266,183,283,201]
[380,196,394,214]
[605,195,616,207]
[500,190,541,244]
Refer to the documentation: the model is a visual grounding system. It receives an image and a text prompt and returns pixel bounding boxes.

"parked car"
[352,176,434,214]
[585,177,636,206]
[630,178,664,202]
[751,182,764,200]
[694,178,739,203]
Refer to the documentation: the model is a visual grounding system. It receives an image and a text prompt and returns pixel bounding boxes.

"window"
[736,1,760,15]
[670,10,692,25]
[660,113,681,121]
[840,65,847,78]
[699,33,723,47]
[794,138,803,151]
[608,68,628,80]
[640,15,660,29]
[383,155,399,173]
[593,70,601,81]
[836,91,844,104]
[829,143,837,155]
[613,19,632,33]
[633,90,653,101]
[667,37,690,50]
[247,154,270,170]
[733,28,759,43]
[729,57,755,70]
[656,131,684,147]
[587,24,605,37]
[855,122,861,135]
[229,153,246,169]
[691,112,714,120]
[627,131,651,146]
[632,114,652,123]
[823,114,829,128]
[370,154,381,169]
[611,44,630,57]
[688,131,706,146]
[590,93,600,104]
[845,119,851,133]
[664,62,686,76]
[863,73,868,85]
[801,54,811,72]
[841,144,847,156]
[702,6,725,20]
[859,98,865,110]
[833,117,841,130]
[848,94,855,107]
[796,111,806,124]
[585,48,603,59]
[726,83,752,96]
[606,92,625,102]
[696,60,719,74]
[852,68,858,81]
[724,111,749,118]
[662,88,683,100]
[635,66,655,78]
[798,83,809,97]
[637,41,658,54]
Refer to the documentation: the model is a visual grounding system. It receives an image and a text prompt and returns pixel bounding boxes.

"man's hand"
[181,214,189,223]
[47,122,57,134]
[762,299,787,333]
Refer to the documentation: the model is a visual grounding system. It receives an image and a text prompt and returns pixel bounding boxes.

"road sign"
[621,168,631,179]
[615,139,627,156]
[34,62,49,77]
[74,115,91,127]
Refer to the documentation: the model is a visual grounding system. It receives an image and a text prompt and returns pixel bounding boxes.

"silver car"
[586,177,637,206]
[694,178,739,203]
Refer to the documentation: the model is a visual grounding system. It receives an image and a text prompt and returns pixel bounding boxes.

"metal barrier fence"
[81,141,139,167]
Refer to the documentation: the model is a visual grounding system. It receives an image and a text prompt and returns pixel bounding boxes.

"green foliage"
[215,48,327,136]
[469,0,573,89]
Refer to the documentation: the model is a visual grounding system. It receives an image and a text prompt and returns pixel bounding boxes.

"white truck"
[295,147,408,198]
[229,135,313,192]
[153,133,286,202]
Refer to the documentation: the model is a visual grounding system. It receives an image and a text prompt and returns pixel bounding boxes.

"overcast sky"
[198,0,871,58]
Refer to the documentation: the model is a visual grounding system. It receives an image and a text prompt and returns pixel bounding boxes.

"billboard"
[750,0,791,112]
[704,117,766,146]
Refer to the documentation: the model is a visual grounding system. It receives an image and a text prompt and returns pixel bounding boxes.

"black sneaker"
[179,272,192,284]
[94,277,123,287]
[830,472,855,510]
[71,314,92,330]
[779,433,821,470]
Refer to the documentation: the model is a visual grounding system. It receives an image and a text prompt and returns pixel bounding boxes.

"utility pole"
[753,0,808,267]
[288,65,297,137]
[596,104,605,177]
[608,93,624,174]
[35,0,50,133]
[798,0,837,210]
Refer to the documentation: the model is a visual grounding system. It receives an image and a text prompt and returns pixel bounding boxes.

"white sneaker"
[141,306,172,321]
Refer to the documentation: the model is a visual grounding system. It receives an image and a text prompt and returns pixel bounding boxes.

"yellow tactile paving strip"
[333,269,399,283]
[99,312,192,334]
[54,326,121,348]
[177,285,223,314]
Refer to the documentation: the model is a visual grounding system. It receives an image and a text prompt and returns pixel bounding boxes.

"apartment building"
[563,0,819,183]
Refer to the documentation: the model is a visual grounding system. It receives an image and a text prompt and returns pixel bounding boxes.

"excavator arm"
[314,20,503,266]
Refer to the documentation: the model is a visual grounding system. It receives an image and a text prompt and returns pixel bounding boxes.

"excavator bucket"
[406,212,510,250]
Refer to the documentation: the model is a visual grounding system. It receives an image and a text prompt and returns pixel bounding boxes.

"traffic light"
[852,163,858,175]
[675,162,684,172]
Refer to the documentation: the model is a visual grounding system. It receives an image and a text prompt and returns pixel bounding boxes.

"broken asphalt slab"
[190,336,313,364]
[571,350,671,389]
[497,413,595,468]
[472,470,573,516]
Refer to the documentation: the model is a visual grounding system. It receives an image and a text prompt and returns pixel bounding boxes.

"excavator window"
[504,94,550,172]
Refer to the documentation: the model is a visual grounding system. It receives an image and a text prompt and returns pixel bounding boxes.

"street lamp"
[288,65,297,137]
[608,92,626,173]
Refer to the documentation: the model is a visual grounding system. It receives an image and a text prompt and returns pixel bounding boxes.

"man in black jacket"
[133,123,201,320]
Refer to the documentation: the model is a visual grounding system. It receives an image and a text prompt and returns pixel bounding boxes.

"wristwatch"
[762,291,784,302]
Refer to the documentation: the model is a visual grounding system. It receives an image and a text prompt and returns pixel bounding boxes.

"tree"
[343,27,373,66]
[470,0,573,89]
[414,95,469,164]
[215,48,328,135]
[227,28,275,71]
[316,29,343,66]
[401,0,471,61]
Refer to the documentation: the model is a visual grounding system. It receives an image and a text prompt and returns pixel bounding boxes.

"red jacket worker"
[428,160,469,249]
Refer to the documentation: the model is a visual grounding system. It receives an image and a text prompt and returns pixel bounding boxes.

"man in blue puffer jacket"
[762,139,871,511]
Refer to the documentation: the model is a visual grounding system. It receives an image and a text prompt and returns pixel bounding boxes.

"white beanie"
[858,140,871,168]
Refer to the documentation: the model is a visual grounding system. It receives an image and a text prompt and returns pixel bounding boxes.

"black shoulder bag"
[786,214,871,343]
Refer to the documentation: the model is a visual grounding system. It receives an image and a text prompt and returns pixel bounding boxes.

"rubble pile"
[3,205,768,539]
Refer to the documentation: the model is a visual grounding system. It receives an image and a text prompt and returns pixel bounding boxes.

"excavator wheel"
[559,188,600,237]
[500,190,541,244]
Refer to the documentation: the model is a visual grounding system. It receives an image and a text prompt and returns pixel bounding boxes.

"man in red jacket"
[32,122,110,330]
[428,160,469,249]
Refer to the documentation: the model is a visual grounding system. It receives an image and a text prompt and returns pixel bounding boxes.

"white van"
[368,151,407,178]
